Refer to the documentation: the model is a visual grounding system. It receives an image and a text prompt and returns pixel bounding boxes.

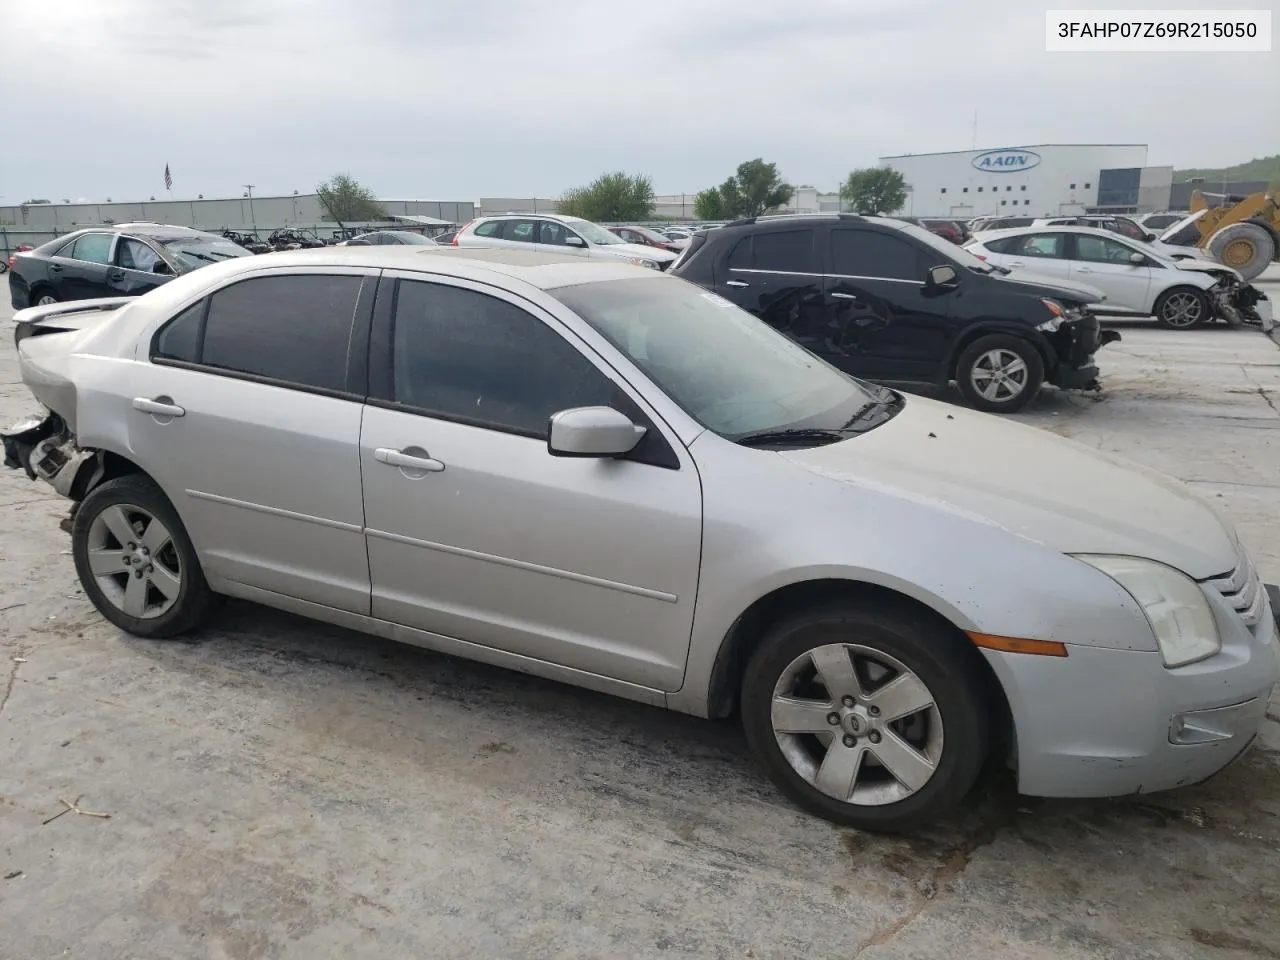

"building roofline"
[879,144,1148,160]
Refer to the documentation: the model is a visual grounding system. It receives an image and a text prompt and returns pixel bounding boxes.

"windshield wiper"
[736,428,847,448]
[174,250,219,263]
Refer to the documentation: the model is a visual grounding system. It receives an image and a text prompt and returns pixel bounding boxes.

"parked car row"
[4,241,1276,833]
[451,213,682,271]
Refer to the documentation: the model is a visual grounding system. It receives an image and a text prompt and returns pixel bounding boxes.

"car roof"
[188,245,654,289]
[974,224,1145,241]
[476,212,585,224]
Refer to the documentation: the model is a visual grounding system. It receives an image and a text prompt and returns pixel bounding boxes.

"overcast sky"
[1,0,1276,203]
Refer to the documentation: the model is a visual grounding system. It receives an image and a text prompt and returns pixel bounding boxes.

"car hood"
[595,242,679,263]
[1173,258,1241,280]
[991,268,1106,304]
[781,395,1238,580]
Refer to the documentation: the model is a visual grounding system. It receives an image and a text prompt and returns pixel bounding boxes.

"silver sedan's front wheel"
[741,602,989,831]
[1154,287,1208,329]
[771,643,945,806]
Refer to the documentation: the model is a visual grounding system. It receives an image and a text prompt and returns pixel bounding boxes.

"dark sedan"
[8,225,251,309]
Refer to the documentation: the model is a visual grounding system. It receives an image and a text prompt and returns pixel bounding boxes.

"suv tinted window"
[70,233,112,264]
[830,229,926,281]
[751,230,814,273]
[190,275,361,391]
[474,221,503,238]
[391,280,616,437]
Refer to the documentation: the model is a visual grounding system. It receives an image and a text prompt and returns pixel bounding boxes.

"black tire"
[1153,286,1210,330]
[1207,221,1275,281]
[28,287,57,307]
[954,334,1044,413]
[742,600,990,832]
[72,475,215,638]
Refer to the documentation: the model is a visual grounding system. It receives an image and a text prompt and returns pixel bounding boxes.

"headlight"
[1075,555,1221,667]
[625,257,660,270]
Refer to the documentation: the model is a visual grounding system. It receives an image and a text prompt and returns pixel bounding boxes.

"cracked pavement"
[1,296,1279,959]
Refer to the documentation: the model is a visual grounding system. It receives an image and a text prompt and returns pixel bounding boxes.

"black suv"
[672,213,1113,412]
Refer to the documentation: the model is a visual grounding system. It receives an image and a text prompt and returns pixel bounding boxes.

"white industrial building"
[877,144,1173,218]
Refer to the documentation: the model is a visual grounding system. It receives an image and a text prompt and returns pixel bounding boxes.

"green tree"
[693,187,727,220]
[695,159,793,220]
[316,173,384,228]
[556,171,655,222]
[840,167,908,214]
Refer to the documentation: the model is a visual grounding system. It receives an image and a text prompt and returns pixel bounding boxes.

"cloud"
[1,0,1275,203]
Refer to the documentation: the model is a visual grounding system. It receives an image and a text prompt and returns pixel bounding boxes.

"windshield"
[162,236,253,269]
[568,219,626,245]
[388,231,436,244]
[893,222,992,272]
[551,276,878,438]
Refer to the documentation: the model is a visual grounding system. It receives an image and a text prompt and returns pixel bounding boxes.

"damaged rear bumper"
[1,411,98,499]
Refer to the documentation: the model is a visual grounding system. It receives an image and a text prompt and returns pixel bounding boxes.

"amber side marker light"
[967,633,1069,657]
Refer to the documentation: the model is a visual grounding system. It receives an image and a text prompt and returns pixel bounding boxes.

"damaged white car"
[965,225,1272,330]
[3,247,1279,832]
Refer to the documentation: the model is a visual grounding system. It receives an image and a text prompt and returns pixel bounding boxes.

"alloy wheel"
[970,348,1028,403]
[36,295,57,306]
[85,503,183,619]
[1161,291,1203,328]
[770,643,944,806]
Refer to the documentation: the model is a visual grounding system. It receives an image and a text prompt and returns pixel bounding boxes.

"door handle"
[1008,260,1026,267]
[132,397,185,417]
[49,264,63,273]
[1076,267,1093,274]
[374,447,445,473]
[830,292,862,301]
[725,279,750,288]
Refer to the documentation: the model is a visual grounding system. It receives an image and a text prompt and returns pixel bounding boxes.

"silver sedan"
[4,246,1277,831]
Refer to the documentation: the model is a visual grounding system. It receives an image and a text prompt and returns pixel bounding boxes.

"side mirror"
[927,264,958,287]
[1143,232,1157,242]
[548,406,645,458]
[565,235,587,248]
[1128,252,1145,265]
[152,260,172,274]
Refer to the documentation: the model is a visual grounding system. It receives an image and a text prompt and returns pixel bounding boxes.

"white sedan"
[965,225,1269,329]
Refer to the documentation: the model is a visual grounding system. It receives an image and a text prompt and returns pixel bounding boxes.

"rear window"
[727,230,815,273]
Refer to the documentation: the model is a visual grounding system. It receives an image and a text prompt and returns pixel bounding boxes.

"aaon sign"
[971,148,1042,173]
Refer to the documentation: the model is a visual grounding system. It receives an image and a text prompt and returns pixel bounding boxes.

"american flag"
[164,164,173,191]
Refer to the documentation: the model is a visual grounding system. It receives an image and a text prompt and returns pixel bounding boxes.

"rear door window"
[69,233,113,264]
[1009,233,1065,259]
[504,220,537,243]
[473,221,504,239]
[748,230,814,273]
[829,229,927,281]
[152,274,363,394]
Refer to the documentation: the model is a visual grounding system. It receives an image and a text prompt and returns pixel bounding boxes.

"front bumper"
[1044,312,1115,391]
[983,582,1279,799]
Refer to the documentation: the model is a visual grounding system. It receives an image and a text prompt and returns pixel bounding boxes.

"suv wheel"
[955,334,1044,413]
[71,475,215,638]
[741,601,989,832]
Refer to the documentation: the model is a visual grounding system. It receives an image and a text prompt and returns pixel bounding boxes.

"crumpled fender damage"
[1,412,102,499]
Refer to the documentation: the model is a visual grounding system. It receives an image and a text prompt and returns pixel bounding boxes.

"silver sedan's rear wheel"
[72,475,215,638]
[85,503,183,620]
[741,601,989,832]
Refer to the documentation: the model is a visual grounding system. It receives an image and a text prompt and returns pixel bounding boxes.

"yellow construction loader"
[1184,189,1280,281]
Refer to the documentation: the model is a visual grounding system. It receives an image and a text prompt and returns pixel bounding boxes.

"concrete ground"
[1,289,1279,960]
